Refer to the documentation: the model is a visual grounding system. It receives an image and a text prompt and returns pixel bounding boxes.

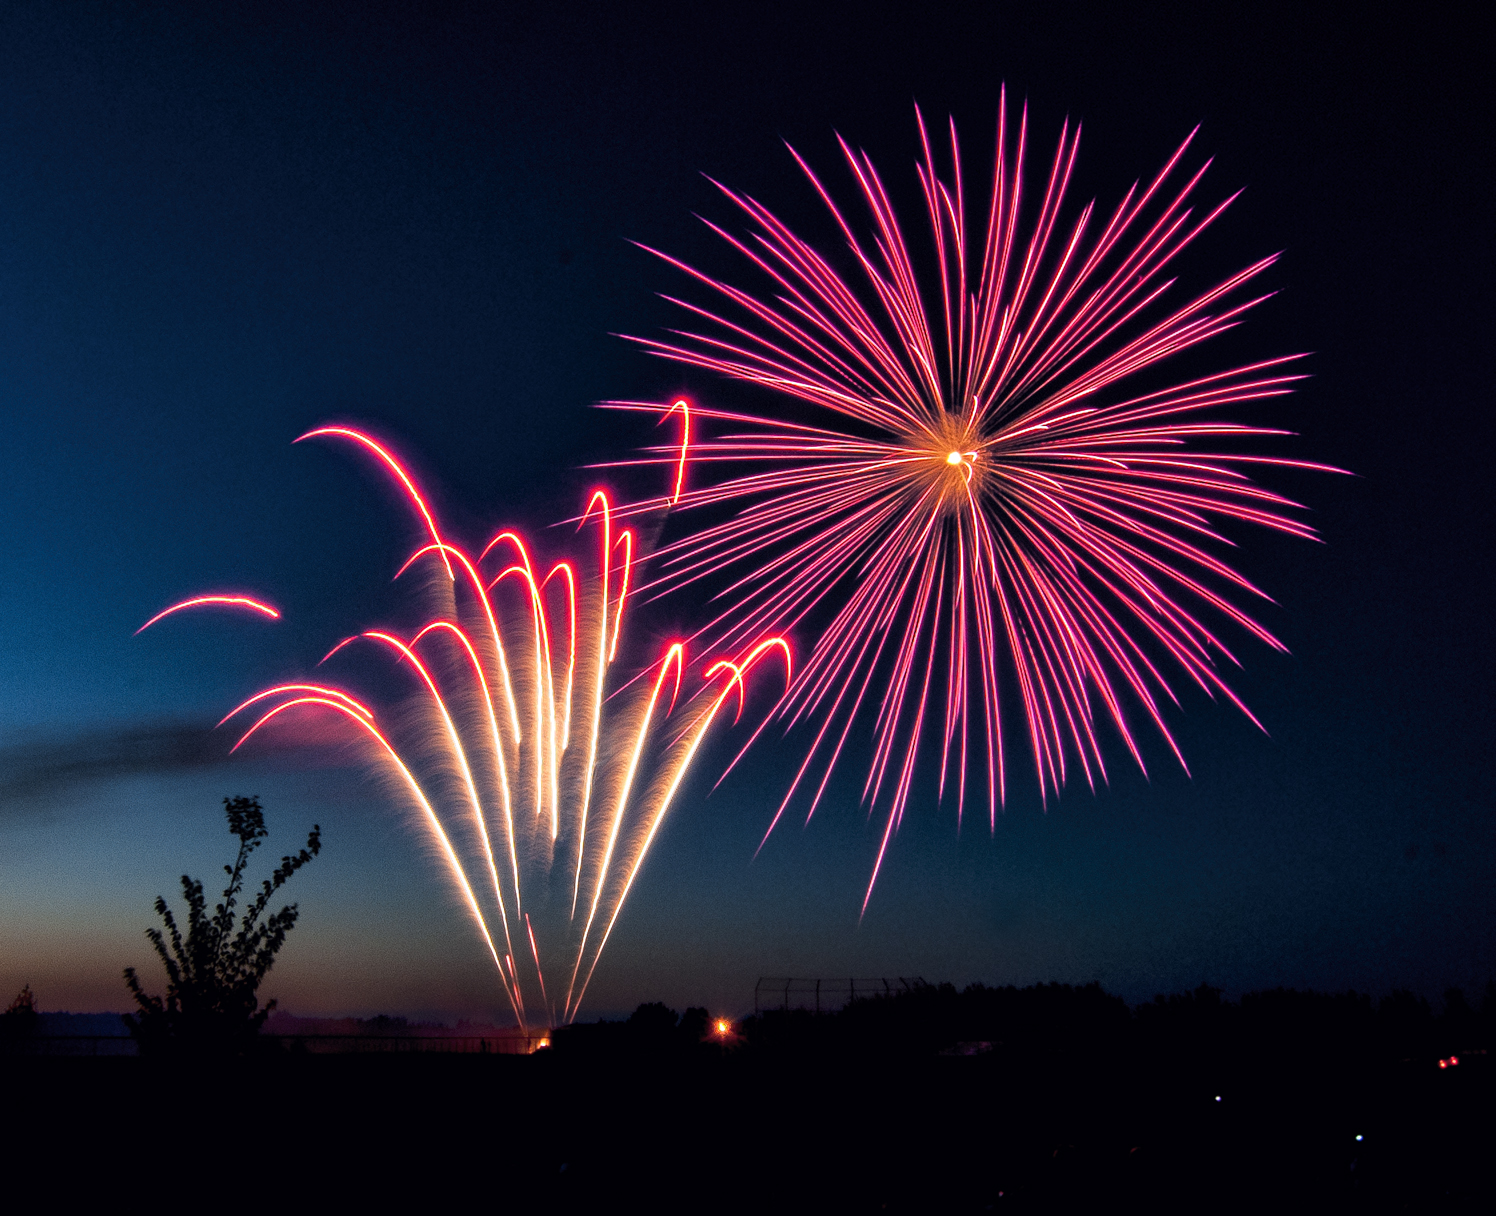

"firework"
[203,429,787,1025]
[136,594,281,633]
[610,96,1344,909]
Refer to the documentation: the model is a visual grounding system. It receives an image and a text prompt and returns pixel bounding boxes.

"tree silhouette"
[1,984,38,1044]
[123,796,320,1056]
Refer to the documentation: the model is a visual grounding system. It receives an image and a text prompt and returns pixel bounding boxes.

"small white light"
[1214,1095,1222,1102]
[946,450,963,465]
[1355,1134,1363,1142]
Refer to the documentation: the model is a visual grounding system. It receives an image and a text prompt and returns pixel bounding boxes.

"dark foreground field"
[6,986,1491,1211]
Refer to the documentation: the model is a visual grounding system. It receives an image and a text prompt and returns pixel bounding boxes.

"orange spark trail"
[490,557,560,836]
[363,630,519,972]
[571,491,613,916]
[229,696,521,1021]
[525,913,548,1011]
[565,641,684,1017]
[398,542,522,741]
[567,638,788,1019]
[486,531,561,828]
[413,620,521,913]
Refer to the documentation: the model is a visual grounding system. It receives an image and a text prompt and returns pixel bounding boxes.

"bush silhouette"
[123,796,320,1057]
[1,984,38,1043]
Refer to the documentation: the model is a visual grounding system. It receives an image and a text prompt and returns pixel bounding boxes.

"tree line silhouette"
[555,980,1494,1067]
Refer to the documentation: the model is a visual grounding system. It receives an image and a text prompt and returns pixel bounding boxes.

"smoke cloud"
[0,719,335,811]
[0,720,229,809]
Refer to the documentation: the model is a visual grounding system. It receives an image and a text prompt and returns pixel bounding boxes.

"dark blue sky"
[0,1,1489,1022]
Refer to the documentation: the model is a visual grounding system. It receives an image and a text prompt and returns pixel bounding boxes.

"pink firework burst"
[608,95,1344,909]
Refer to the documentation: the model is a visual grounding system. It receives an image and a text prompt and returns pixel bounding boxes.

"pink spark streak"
[135,595,280,634]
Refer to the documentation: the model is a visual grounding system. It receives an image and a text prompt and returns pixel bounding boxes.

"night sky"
[0,2,1489,1023]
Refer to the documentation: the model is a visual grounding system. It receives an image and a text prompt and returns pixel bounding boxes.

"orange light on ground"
[714,1018,733,1037]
